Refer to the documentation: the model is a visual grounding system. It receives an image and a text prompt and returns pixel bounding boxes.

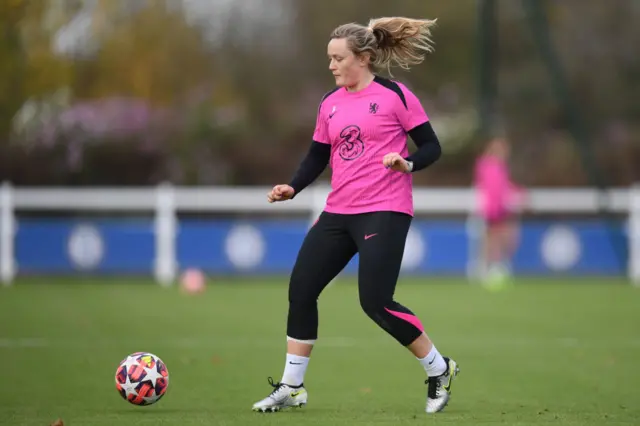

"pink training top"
[473,153,524,220]
[312,76,429,216]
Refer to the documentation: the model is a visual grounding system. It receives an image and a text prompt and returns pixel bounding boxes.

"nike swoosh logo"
[290,390,303,398]
[443,365,455,392]
[364,233,378,240]
[428,357,436,365]
[443,377,452,392]
[289,362,303,365]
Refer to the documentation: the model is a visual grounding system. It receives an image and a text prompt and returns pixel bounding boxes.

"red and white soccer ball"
[115,352,169,406]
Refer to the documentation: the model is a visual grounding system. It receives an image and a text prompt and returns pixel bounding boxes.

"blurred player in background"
[253,16,460,415]
[473,137,526,287]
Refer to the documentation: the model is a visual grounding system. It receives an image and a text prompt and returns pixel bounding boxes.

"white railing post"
[154,182,177,286]
[466,214,485,283]
[630,183,640,286]
[1,182,15,285]
[466,188,485,282]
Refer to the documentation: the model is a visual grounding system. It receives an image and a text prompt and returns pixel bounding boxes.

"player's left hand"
[383,152,410,173]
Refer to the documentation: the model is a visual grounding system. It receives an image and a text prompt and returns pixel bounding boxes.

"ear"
[359,53,370,67]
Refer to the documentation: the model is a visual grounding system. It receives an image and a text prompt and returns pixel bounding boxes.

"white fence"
[1,182,639,285]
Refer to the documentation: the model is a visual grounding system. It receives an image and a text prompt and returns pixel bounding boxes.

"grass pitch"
[0,277,638,425]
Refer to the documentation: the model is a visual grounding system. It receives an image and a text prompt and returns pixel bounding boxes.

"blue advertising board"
[11,217,628,277]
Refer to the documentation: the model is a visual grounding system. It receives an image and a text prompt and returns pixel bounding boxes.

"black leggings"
[287,211,424,347]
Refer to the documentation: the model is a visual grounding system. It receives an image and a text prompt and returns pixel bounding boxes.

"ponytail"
[368,17,437,74]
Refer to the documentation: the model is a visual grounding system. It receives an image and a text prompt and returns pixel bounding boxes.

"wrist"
[287,183,298,198]
[404,160,414,173]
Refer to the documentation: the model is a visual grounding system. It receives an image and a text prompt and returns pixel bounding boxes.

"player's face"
[328,38,368,88]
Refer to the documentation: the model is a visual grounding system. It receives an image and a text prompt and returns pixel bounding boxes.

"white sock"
[281,354,309,387]
[418,345,447,377]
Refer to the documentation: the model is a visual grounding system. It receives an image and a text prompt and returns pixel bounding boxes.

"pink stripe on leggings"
[384,307,425,332]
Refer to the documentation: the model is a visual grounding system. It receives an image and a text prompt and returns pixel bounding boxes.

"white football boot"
[252,377,308,413]
[425,357,460,413]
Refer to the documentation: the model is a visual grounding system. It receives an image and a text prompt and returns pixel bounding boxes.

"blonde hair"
[330,17,437,75]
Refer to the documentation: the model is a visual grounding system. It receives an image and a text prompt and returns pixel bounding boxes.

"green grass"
[0,277,639,425]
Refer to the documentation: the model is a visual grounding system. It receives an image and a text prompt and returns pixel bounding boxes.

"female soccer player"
[253,17,459,414]
[473,137,526,286]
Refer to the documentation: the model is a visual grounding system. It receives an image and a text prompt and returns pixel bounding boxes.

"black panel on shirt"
[317,87,341,112]
[373,76,408,109]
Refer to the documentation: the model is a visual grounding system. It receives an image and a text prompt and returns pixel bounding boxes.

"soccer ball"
[115,352,169,406]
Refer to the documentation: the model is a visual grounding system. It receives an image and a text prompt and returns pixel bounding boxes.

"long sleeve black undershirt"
[288,141,331,197]
[288,121,441,196]
[404,121,442,172]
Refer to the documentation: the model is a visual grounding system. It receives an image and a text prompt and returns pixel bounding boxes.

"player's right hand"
[267,184,295,203]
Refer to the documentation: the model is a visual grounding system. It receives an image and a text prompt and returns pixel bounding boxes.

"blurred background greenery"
[0,0,638,187]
